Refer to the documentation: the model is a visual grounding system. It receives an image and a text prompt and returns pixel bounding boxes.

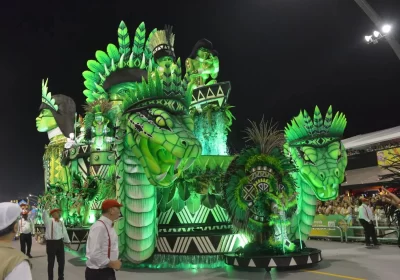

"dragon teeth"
[319,192,325,197]
[183,158,196,171]
[156,172,168,181]
[174,158,182,170]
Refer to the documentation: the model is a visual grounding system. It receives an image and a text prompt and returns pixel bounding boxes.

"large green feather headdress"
[42,79,59,111]
[122,59,192,114]
[82,21,157,103]
[284,106,347,147]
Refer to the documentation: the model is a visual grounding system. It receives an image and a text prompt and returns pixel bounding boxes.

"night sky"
[1,0,399,201]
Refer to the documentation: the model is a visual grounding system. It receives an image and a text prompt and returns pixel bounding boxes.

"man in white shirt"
[18,211,35,258]
[0,202,33,280]
[85,199,123,280]
[42,208,71,280]
[358,197,379,246]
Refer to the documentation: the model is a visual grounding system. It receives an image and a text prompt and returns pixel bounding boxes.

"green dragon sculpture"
[223,106,347,252]
[284,105,348,240]
[81,21,202,263]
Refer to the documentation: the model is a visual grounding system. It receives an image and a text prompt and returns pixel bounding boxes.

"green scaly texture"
[284,105,348,241]
[84,21,203,264]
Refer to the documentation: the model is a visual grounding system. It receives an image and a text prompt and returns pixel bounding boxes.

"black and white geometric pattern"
[225,249,322,269]
[158,205,230,225]
[158,224,232,233]
[89,164,110,179]
[190,82,231,108]
[156,233,245,254]
[68,229,89,244]
[243,184,256,200]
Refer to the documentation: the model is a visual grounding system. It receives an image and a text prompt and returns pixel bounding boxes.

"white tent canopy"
[342,126,400,150]
[341,166,392,187]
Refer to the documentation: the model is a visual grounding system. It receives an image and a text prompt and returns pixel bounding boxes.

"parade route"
[13,240,400,280]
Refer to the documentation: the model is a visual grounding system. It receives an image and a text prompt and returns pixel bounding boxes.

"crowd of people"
[316,189,400,225]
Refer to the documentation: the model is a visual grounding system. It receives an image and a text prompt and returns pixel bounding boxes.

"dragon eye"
[297,148,314,164]
[156,116,166,127]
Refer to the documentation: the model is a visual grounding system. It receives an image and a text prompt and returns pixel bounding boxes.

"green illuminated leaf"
[117,21,130,56]
[107,44,121,62]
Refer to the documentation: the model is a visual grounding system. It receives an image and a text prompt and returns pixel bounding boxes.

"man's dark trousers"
[20,233,32,255]
[46,239,65,280]
[85,267,116,280]
[359,219,378,245]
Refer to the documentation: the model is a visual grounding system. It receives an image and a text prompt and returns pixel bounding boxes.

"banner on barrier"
[310,214,354,237]
[377,148,400,166]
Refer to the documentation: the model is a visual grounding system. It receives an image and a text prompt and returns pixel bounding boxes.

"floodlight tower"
[354,0,400,60]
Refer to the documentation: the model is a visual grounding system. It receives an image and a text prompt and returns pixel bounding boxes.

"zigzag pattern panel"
[158,224,232,233]
[89,165,109,179]
[156,233,245,254]
[158,205,230,225]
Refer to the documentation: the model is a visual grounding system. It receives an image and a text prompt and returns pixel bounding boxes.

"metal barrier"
[309,226,344,242]
[344,226,399,243]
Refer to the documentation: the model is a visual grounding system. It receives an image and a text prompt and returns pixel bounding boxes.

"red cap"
[50,208,61,215]
[101,199,123,211]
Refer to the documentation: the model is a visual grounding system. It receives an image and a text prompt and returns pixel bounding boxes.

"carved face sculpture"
[197,48,212,60]
[156,56,174,67]
[36,109,58,132]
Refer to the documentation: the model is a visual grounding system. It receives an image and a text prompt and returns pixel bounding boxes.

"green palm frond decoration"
[41,79,59,111]
[243,118,284,155]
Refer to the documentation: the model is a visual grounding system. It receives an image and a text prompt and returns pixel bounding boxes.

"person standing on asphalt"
[18,211,34,258]
[85,199,123,280]
[42,208,71,280]
[0,202,33,280]
[358,197,379,247]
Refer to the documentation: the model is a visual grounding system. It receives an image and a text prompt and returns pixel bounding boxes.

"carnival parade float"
[35,20,348,270]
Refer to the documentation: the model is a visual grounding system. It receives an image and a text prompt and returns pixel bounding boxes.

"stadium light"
[382,24,392,34]
[364,24,392,44]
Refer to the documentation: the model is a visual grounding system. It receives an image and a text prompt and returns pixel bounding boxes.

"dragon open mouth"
[300,172,340,201]
[140,137,199,186]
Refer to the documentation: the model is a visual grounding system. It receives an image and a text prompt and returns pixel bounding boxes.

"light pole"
[353,0,400,61]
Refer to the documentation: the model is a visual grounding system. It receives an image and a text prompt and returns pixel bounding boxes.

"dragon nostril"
[181,140,187,147]
[319,172,325,180]
[334,168,339,177]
